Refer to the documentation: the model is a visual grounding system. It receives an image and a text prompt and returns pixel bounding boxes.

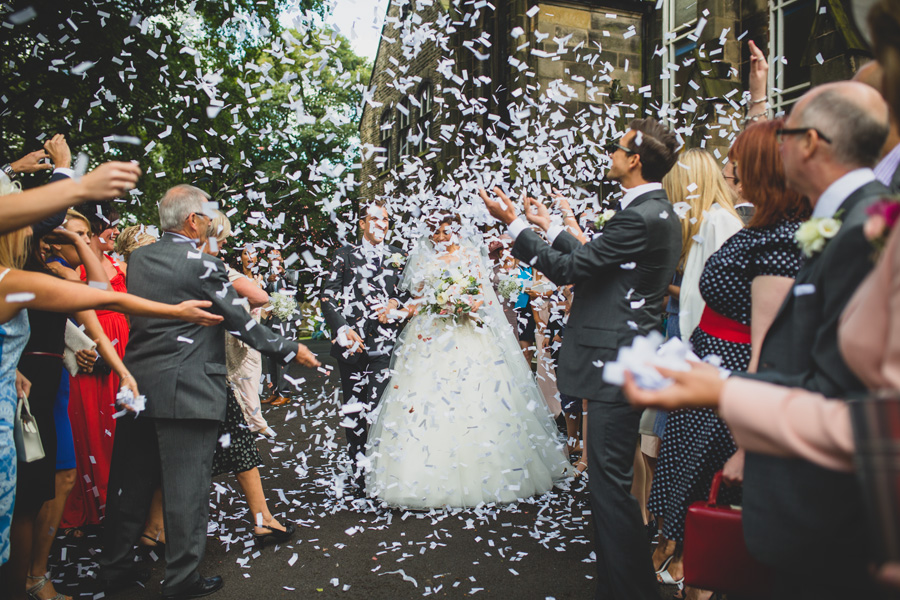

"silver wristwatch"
[1,163,16,179]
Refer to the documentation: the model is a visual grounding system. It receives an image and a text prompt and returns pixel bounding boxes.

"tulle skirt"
[365,314,571,509]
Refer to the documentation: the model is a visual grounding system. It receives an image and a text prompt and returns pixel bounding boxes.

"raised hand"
[11,149,52,174]
[622,362,724,411]
[479,186,519,225]
[43,226,82,246]
[550,191,573,215]
[79,161,141,200]
[748,40,768,103]
[293,343,321,368]
[524,196,552,231]
[44,134,72,169]
[174,300,225,326]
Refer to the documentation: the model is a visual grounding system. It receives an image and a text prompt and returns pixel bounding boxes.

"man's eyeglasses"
[604,142,635,155]
[775,128,832,144]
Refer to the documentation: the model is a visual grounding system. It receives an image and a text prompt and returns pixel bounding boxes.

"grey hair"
[798,87,889,168]
[158,184,210,231]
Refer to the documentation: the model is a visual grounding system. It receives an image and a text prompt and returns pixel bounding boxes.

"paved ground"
[50,340,675,599]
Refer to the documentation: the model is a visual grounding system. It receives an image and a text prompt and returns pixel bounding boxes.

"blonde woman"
[664,149,744,342]
[114,225,157,264]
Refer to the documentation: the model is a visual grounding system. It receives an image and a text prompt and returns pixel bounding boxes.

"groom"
[482,118,681,600]
[321,199,408,489]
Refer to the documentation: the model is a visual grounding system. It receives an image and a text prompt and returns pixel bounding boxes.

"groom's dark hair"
[626,118,679,183]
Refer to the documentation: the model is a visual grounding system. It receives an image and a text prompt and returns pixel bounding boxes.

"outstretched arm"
[0,162,140,234]
[513,210,648,286]
[0,269,222,326]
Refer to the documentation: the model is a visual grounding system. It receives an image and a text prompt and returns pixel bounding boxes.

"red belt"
[698,305,751,344]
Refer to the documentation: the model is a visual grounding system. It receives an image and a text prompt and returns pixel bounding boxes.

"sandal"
[654,553,674,575]
[572,461,588,478]
[26,574,70,600]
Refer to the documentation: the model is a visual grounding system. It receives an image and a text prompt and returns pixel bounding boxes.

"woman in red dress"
[61,202,130,530]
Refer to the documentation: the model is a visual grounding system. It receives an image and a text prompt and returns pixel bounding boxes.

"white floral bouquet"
[423,269,481,322]
[497,274,523,304]
[269,292,298,321]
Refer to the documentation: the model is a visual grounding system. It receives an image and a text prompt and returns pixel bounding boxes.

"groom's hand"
[524,196,552,231]
[376,299,400,323]
[333,327,365,354]
[480,187,519,225]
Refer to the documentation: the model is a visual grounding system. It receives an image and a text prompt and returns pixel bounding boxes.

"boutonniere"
[795,215,842,258]
[389,252,405,267]
[594,208,616,229]
[864,197,900,260]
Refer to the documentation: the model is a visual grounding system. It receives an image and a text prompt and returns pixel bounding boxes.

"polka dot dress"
[212,388,263,476]
[648,219,803,541]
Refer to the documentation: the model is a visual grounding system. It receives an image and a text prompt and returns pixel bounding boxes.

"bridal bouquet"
[269,292,297,321]
[496,274,523,303]
[423,269,482,322]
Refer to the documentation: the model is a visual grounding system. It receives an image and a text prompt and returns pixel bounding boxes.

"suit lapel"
[766,181,879,331]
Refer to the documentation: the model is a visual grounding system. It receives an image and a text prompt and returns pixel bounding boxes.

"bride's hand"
[468,299,484,314]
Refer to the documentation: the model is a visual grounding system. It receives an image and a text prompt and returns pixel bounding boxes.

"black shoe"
[98,567,151,595]
[253,522,296,547]
[162,575,224,600]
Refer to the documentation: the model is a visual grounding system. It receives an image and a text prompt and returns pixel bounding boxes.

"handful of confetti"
[602,331,702,390]
[112,386,147,419]
[269,292,298,321]
[496,275,523,304]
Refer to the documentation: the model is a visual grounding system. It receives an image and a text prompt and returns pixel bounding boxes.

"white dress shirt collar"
[812,168,876,219]
[361,237,384,256]
[619,182,663,210]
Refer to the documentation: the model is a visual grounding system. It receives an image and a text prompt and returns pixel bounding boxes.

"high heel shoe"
[253,522,296,547]
[572,461,588,478]
[26,574,69,600]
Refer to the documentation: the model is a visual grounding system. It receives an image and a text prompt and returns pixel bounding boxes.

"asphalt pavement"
[49,339,675,600]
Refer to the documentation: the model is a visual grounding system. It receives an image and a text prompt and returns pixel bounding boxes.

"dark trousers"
[101,415,220,594]
[587,398,658,600]
[337,353,391,476]
[266,315,294,396]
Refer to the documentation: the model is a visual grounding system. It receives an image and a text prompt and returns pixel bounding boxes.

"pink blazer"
[720,221,900,471]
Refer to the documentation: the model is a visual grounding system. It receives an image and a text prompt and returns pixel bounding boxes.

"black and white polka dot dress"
[648,219,803,541]
[212,388,263,476]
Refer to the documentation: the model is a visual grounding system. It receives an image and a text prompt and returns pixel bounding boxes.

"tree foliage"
[1,0,370,273]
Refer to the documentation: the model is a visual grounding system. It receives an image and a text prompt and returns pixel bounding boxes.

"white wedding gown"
[364,240,572,509]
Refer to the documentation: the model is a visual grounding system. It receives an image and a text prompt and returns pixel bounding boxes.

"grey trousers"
[101,414,220,594]
[587,398,658,600]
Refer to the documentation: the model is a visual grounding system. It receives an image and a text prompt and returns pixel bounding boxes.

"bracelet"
[749,97,767,105]
[1,163,16,179]
[563,211,574,218]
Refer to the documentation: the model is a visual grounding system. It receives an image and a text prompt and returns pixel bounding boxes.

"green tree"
[1,1,369,280]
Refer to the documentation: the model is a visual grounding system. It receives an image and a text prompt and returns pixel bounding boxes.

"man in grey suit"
[99,185,320,600]
[738,82,891,599]
[482,117,681,600]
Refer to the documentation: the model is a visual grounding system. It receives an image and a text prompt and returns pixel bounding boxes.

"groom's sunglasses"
[604,142,636,155]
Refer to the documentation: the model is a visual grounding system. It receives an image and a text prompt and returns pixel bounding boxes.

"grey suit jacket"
[741,179,890,568]
[124,233,300,421]
[513,190,681,402]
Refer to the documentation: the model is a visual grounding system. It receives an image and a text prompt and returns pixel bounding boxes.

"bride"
[364,214,572,509]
